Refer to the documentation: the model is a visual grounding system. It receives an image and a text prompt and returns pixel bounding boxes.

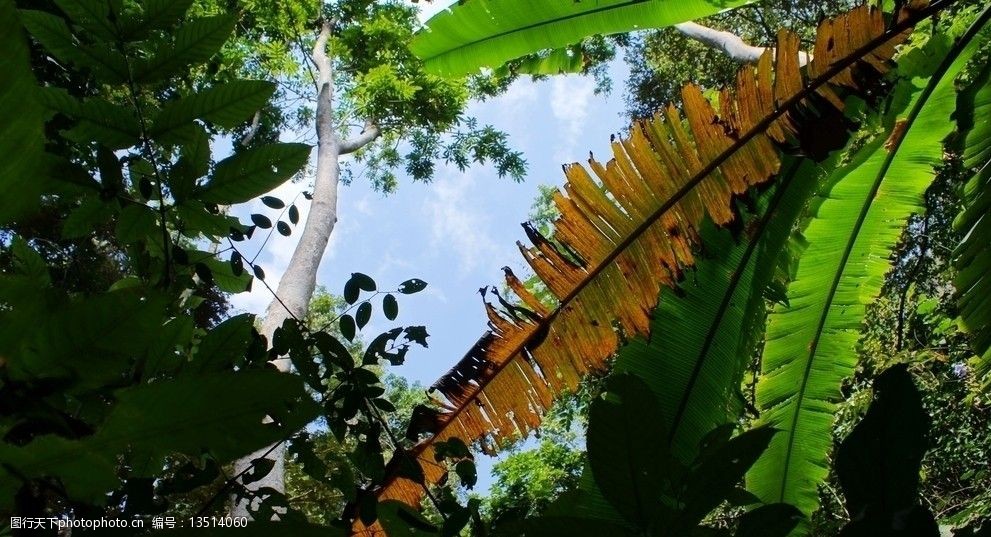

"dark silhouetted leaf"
[398,278,427,294]
[836,365,937,536]
[277,221,291,237]
[355,302,372,329]
[454,460,476,489]
[735,503,804,537]
[344,279,360,304]
[242,457,275,485]
[194,263,213,286]
[230,251,244,276]
[340,315,356,342]
[352,272,376,292]
[251,214,272,229]
[383,294,399,320]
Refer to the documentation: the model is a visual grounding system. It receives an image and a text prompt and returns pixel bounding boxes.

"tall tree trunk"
[231,20,378,518]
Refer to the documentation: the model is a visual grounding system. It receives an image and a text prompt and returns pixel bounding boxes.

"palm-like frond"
[411,0,756,76]
[748,8,991,518]
[366,4,936,514]
[953,38,991,389]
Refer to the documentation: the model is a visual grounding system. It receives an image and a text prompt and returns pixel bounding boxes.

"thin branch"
[339,121,380,155]
[674,22,812,66]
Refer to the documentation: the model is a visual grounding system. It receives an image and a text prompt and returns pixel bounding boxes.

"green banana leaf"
[952,34,991,390]
[521,157,829,529]
[411,0,755,76]
[612,157,824,462]
[493,45,585,78]
[748,8,991,520]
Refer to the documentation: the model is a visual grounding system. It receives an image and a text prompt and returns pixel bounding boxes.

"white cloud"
[550,76,595,164]
[497,80,539,115]
[423,172,500,277]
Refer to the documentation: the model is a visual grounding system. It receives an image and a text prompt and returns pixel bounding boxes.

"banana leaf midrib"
[416,0,950,450]
[774,3,991,501]
[665,159,805,446]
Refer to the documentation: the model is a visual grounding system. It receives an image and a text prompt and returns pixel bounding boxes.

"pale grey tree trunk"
[674,21,812,65]
[231,20,379,518]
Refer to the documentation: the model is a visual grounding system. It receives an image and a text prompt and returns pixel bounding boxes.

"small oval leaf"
[277,221,291,236]
[288,204,299,224]
[250,214,272,228]
[139,177,153,200]
[172,245,189,265]
[344,279,360,304]
[351,272,376,292]
[252,264,265,280]
[383,294,398,321]
[230,251,243,276]
[340,314,356,341]
[194,262,213,285]
[398,278,427,294]
[261,196,285,209]
[355,302,371,329]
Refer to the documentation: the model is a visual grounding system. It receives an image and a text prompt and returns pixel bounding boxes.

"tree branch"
[311,20,333,90]
[674,22,811,66]
[339,120,380,154]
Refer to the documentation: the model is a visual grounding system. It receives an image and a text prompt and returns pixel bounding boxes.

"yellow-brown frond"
[355,3,933,532]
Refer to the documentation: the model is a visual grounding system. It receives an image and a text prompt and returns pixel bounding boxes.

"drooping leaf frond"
[361,4,938,516]
[952,35,991,390]
[748,8,991,518]
[412,0,757,76]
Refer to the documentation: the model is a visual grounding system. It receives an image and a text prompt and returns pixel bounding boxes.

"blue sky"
[227,1,632,491]
[229,67,631,388]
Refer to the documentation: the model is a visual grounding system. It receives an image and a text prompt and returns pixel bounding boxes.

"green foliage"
[410,0,757,76]
[952,37,991,389]
[0,1,445,530]
[491,374,802,537]
[749,12,991,518]
[484,437,585,525]
[623,0,853,118]
[198,143,311,204]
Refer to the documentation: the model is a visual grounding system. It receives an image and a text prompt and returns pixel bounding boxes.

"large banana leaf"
[748,8,991,519]
[613,157,824,462]
[546,158,828,530]
[363,5,934,520]
[952,37,991,390]
[411,0,756,76]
